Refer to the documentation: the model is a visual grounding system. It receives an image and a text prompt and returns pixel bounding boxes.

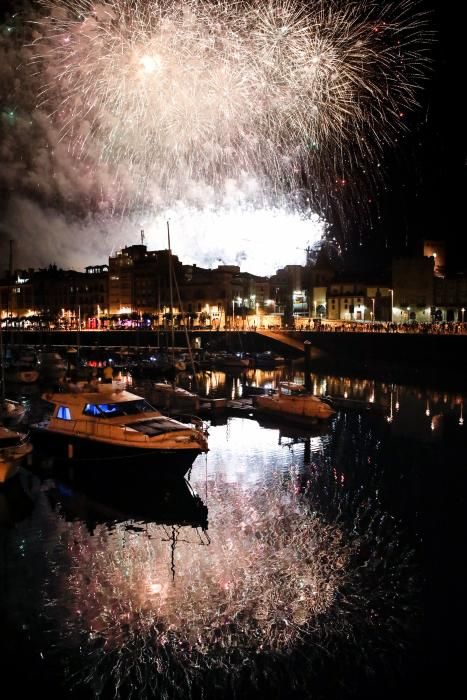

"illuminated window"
[57,406,71,420]
[83,403,101,416]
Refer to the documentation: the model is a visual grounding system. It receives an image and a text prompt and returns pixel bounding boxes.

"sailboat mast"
[0,321,5,402]
[167,221,175,360]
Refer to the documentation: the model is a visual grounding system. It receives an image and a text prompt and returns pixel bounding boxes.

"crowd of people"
[300,321,467,334]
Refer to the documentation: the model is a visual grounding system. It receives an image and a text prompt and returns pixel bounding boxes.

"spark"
[38,459,418,697]
[28,0,431,215]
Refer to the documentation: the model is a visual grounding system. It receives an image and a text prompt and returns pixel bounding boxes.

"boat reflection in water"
[2,365,455,698]
[0,470,39,528]
[26,437,419,700]
[44,469,208,537]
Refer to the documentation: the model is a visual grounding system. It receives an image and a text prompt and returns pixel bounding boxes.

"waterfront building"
[0,265,108,327]
[422,240,446,278]
[392,256,435,323]
[179,264,243,328]
[108,244,182,318]
[326,280,369,322]
[5,236,466,330]
[434,275,467,322]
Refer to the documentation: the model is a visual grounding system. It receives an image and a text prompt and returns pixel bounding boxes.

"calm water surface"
[1,368,466,699]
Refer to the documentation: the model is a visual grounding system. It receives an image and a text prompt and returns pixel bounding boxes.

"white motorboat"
[31,383,208,478]
[0,426,33,484]
[151,382,200,413]
[1,399,26,426]
[255,382,335,421]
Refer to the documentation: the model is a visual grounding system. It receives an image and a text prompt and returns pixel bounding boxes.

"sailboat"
[0,326,33,484]
[0,323,26,425]
[151,223,200,411]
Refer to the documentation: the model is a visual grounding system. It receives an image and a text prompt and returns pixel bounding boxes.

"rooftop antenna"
[141,229,145,246]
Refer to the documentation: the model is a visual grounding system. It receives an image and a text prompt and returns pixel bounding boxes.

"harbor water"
[1,367,466,699]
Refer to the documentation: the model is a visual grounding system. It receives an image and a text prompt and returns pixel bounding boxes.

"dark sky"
[0,1,464,273]
[361,0,465,270]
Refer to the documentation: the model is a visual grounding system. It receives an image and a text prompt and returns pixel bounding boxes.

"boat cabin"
[43,385,160,423]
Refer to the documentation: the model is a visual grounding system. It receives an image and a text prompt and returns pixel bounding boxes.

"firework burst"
[28,0,431,215]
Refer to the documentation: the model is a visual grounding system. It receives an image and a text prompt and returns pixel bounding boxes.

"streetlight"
[462,307,465,324]
[370,298,375,321]
[389,288,393,323]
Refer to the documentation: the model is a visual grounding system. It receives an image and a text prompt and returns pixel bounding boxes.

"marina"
[1,356,466,699]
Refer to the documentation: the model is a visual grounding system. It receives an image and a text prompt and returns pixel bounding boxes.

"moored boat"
[1,398,26,426]
[213,352,250,369]
[5,366,40,384]
[0,426,33,484]
[255,381,335,421]
[30,383,208,478]
[253,351,286,368]
[150,382,200,413]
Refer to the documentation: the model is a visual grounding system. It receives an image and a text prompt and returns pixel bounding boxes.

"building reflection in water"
[187,366,466,445]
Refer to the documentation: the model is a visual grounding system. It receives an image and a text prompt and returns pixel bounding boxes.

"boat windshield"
[280,383,308,396]
[83,399,156,418]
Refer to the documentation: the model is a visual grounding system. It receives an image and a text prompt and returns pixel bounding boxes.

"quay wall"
[4,328,467,370]
[3,328,467,389]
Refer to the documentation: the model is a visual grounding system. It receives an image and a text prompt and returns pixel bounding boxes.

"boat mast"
[167,220,175,364]
[0,321,5,402]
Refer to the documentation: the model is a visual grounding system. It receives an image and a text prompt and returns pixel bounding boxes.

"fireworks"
[36,456,418,697]
[28,0,431,214]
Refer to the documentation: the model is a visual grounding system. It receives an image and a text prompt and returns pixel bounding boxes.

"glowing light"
[27,0,431,228]
[138,54,162,74]
[141,203,324,275]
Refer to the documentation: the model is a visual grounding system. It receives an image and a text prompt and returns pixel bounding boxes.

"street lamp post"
[371,298,375,322]
[462,307,465,324]
[389,289,393,323]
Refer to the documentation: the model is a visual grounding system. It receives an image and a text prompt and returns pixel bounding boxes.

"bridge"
[255,328,305,351]
[255,329,326,357]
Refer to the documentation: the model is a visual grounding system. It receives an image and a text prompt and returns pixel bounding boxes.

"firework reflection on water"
[39,449,418,697]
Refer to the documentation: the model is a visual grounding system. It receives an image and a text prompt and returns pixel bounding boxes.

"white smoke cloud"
[0,195,324,276]
[0,3,326,276]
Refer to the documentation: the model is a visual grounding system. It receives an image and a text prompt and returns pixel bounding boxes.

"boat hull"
[30,428,202,479]
[0,458,20,484]
[0,444,33,485]
[255,396,335,421]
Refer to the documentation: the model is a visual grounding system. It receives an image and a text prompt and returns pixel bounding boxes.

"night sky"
[366,0,465,271]
[0,1,464,274]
